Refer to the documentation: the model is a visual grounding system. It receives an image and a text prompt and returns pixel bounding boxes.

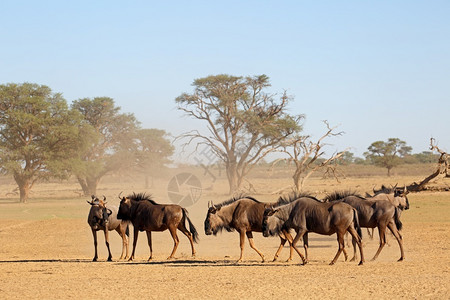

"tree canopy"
[135,128,174,188]
[364,138,412,176]
[0,83,84,202]
[71,97,139,195]
[176,74,301,193]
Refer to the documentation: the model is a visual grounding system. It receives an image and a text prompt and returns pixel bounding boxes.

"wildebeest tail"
[353,208,362,239]
[394,207,403,231]
[125,222,130,237]
[183,208,199,243]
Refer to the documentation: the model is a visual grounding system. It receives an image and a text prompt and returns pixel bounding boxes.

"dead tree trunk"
[406,138,449,192]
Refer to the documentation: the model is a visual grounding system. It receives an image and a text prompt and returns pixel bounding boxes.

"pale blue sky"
[1,1,449,159]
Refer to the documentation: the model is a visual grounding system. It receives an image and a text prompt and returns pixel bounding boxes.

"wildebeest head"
[394,186,410,210]
[262,207,280,237]
[117,194,132,221]
[204,201,223,235]
[87,195,112,229]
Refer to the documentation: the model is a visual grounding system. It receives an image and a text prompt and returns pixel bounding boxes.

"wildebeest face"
[204,206,222,235]
[87,196,111,229]
[117,197,131,220]
[394,187,410,210]
[262,207,278,237]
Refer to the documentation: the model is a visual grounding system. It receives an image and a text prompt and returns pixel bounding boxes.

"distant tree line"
[0,83,173,202]
[1,79,443,201]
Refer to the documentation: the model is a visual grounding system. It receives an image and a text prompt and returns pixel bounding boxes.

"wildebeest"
[87,195,130,261]
[117,192,198,261]
[324,191,405,262]
[364,185,410,238]
[368,185,410,210]
[204,195,294,263]
[262,195,364,265]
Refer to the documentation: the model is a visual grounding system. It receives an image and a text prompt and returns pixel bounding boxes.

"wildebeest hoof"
[166,256,175,260]
[397,257,404,262]
[107,258,112,262]
[92,257,98,262]
[358,261,364,266]
[350,257,356,262]
[329,261,335,265]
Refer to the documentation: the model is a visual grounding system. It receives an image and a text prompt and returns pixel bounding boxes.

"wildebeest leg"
[273,231,294,262]
[348,227,365,265]
[303,232,309,262]
[272,234,287,262]
[330,231,346,265]
[146,231,153,261]
[167,226,180,259]
[350,236,357,262]
[116,225,129,260]
[344,232,350,247]
[367,228,374,239]
[286,231,294,262]
[129,227,139,261]
[371,225,387,261]
[178,225,196,257]
[287,230,307,265]
[104,229,112,261]
[91,228,98,262]
[387,221,405,261]
[246,231,265,263]
[236,230,246,263]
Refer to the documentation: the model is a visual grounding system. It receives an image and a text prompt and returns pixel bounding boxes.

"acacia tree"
[274,121,347,192]
[364,138,412,176]
[72,97,139,196]
[0,83,83,202]
[176,74,301,194]
[135,128,174,188]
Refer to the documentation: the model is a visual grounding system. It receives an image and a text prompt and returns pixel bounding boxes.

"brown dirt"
[0,178,449,299]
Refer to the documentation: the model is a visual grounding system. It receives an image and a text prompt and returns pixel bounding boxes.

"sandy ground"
[0,180,449,299]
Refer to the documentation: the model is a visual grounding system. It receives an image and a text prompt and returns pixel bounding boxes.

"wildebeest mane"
[324,190,365,202]
[127,192,159,205]
[274,191,320,208]
[214,193,260,209]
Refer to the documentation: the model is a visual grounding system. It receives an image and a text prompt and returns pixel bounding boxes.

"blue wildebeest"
[87,195,130,261]
[117,192,199,261]
[204,195,295,263]
[364,185,410,238]
[262,195,364,265]
[324,191,404,262]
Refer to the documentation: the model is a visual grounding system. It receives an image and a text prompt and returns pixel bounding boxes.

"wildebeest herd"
[87,185,409,266]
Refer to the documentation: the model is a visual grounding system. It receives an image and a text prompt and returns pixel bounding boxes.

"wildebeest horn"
[91,195,95,200]
[118,191,123,199]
